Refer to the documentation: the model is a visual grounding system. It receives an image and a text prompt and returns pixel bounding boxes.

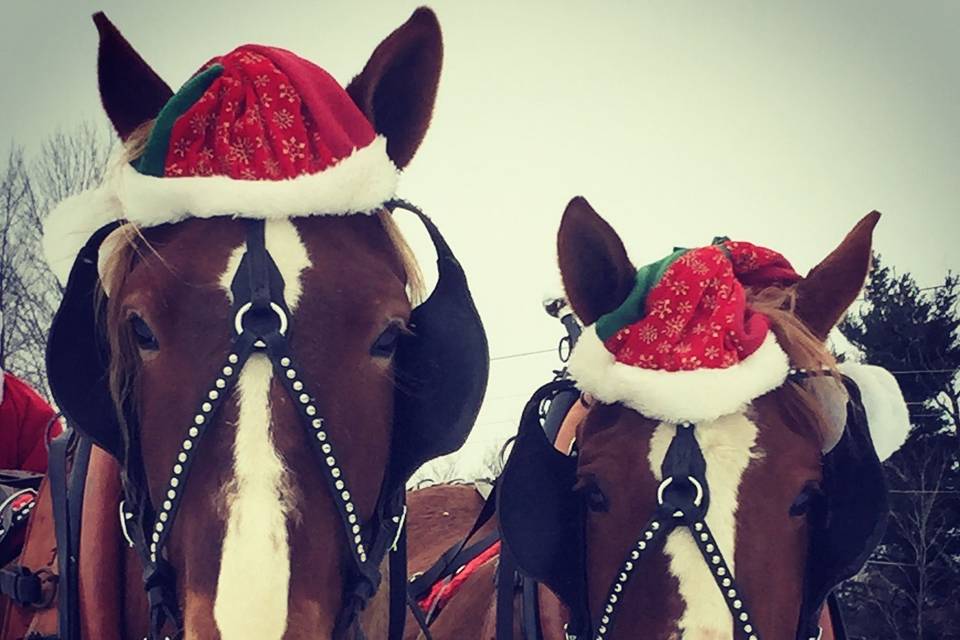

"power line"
[490,348,554,362]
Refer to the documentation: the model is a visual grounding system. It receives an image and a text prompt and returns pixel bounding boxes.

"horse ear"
[93,12,172,141]
[557,197,636,326]
[795,211,880,340]
[345,7,442,169]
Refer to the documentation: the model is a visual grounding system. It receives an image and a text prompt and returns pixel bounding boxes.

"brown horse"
[19,8,488,640]
[408,197,887,640]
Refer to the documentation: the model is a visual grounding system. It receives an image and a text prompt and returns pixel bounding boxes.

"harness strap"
[0,566,44,606]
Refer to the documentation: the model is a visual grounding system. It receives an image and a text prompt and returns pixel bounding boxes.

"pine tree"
[837,255,960,639]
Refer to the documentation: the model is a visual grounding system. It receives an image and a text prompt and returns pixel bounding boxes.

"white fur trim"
[43,184,124,284]
[118,136,396,225]
[649,415,759,638]
[42,136,396,285]
[839,362,911,460]
[568,329,790,423]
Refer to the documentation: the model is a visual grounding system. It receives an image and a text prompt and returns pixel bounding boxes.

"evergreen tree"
[837,255,960,639]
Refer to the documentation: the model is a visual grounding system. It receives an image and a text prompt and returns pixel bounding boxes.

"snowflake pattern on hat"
[603,241,800,373]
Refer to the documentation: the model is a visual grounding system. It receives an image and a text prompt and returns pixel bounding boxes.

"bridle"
[554,370,837,640]
[120,215,407,640]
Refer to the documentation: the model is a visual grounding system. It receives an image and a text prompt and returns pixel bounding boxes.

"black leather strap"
[408,529,501,601]
[0,566,43,606]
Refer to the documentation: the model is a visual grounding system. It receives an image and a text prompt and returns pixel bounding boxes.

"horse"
[406,196,906,640]
[5,8,489,640]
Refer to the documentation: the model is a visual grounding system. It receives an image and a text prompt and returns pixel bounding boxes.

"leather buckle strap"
[0,566,56,607]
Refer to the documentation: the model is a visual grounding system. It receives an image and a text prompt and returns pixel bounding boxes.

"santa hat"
[568,239,802,424]
[44,44,398,283]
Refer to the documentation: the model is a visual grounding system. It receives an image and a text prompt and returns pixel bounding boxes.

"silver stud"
[694,522,704,531]
[163,500,172,510]
[644,530,653,540]
[733,599,742,609]
[341,491,350,501]
[159,512,169,522]
[280,357,291,367]
[706,543,715,552]
[331,468,341,478]
[209,390,219,400]
[728,589,736,597]
[156,522,165,532]
[152,532,160,543]
[316,432,325,441]
[352,524,361,534]
[722,577,731,587]
[651,521,660,530]
[286,369,296,379]
[223,366,233,376]
[173,464,183,475]
[306,406,317,416]
[749,635,757,640]
[348,514,357,524]
[189,427,199,437]
[619,572,627,582]
[625,562,633,571]
[711,556,720,564]
[229,354,239,364]
[610,594,618,604]
[202,402,212,412]
[739,613,748,622]
[293,381,304,391]
[631,550,640,560]
[605,604,613,614]
[216,378,226,389]
[299,393,310,404]
[601,615,609,624]
[183,440,193,450]
[717,567,726,576]
[335,480,345,490]
[346,503,354,513]
[322,444,332,454]
[354,534,362,544]
[700,532,709,541]
[171,478,179,488]
[744,624,752,633]
[178,453,187,463]
[326,456,336,467]
[167,489,176,500]
[598,626,607,634]
[639,541,646,550]
[195,415,205,425]
[312,419,323,429]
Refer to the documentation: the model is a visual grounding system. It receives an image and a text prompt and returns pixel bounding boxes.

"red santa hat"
[44,44,397,282]
[568,239,803,423]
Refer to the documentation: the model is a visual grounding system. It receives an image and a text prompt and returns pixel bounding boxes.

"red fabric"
[0,373,61,473]
[418,541,502,615]
[604,241,800,372]
[165,45,376,180]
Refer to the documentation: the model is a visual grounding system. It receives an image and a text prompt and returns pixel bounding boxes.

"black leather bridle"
[562,369,834,640]
[121,217,407,640]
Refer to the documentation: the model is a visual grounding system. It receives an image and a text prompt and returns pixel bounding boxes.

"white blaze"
[213,219,311,640]
[647,414,759,639]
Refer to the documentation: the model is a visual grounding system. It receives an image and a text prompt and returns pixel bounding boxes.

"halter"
[563,368,833,640]
[122,217,405,640]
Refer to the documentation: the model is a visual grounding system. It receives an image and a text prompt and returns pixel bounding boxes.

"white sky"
[3,1,958,478]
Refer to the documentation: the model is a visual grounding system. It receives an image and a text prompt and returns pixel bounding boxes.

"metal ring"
[118,500,135,548]
[233,301,289,337]
[656,476,705,508]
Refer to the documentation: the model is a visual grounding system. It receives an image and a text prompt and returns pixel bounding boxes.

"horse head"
[44,10,487,639]
[499,197,905,640]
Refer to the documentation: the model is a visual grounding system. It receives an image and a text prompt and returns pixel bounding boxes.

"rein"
[121,218,406,640]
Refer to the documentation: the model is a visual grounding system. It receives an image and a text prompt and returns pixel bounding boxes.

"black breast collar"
[124,218,406,640]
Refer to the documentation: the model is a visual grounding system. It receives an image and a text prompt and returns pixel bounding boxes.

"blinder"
[46,221,125,463]
[498,373,890,639]
[385,199,490,491]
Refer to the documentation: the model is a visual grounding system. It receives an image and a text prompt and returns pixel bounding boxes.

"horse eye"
[576,479,609,513]
[129,314,159,350]
[789,482,824,518]
[371,321,403,358]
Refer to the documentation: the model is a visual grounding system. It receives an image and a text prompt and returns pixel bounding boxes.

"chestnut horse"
[407,198,890,640]
[29,9,488,640]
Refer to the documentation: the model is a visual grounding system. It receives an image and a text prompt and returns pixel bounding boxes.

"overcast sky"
[3,1,958,477]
